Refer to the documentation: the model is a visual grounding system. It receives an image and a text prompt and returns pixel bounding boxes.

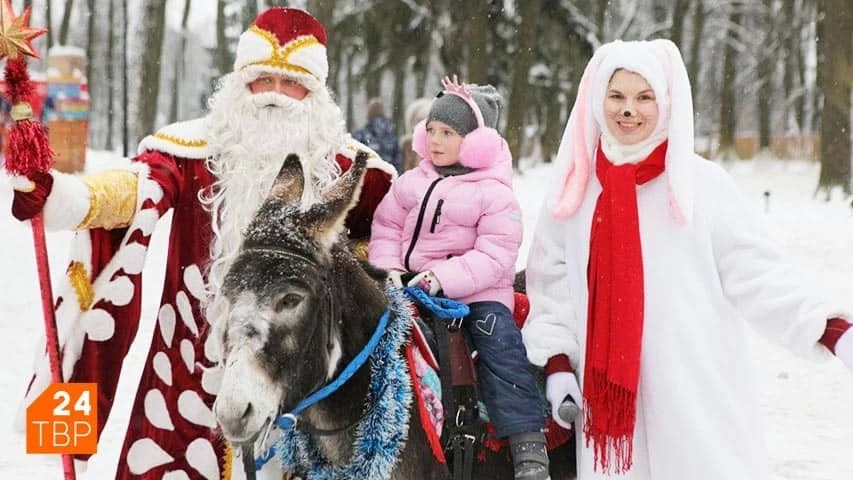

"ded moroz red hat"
[233,7,329,91]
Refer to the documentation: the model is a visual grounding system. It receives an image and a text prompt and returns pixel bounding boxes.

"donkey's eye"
[274,293,303,312]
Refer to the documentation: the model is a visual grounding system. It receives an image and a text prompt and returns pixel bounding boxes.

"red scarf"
[583,140,667,473]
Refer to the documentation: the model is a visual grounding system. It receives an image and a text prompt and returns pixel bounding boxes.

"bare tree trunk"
[85,0,94,147]
[169,0,192,124]
[412,21,431,97]
[85,0,94,84]
[757,0,774,151]
[718,3,742,160]
[670,0,690,47]
[136,0,168,138]
[466,1,488,84]
[58,0,75,45]
[345,45,355,130]
[781,0,797,132]
[243,0,258,27]
[505,0,543,167]
[105,0,114,150]
[46,0,53,49]
[364,22,382,99]
[797,20,809,131]
[688,0,705,112]
[215,0,232,76]
[539,86,563,163]
[23,0,32,10]
[803,0,818,133]
[816,0,852,195]
[391,56,405,137]
[307,0,336,90]
[595,0,607,41]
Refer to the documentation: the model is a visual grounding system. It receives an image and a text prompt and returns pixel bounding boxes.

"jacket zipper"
[404,178,443,271]
[430,199,444,233]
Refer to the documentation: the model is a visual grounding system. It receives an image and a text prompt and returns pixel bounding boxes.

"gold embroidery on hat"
[76,169,139,231]
[153,132,207,148]
[245,26,321,80]
[67,261,94,311]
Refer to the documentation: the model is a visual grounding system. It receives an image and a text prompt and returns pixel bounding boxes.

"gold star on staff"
[0,0,46,60]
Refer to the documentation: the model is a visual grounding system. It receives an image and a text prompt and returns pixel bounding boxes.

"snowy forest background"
[12,0,853,194]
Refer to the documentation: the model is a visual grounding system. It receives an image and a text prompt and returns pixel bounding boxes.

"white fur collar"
[137,118,211,159]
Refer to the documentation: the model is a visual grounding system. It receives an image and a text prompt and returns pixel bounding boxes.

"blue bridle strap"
[255,308,391,470]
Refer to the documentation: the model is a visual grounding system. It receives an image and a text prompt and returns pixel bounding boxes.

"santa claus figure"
[11,7,394,479]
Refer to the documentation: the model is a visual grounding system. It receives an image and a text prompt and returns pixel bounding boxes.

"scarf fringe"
[583,369,637,475]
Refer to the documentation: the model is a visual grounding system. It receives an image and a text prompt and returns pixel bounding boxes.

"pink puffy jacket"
[369,148,522,311]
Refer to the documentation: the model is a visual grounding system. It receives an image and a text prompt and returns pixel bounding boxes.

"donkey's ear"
[268,154,305,205]
[306,151,369,249]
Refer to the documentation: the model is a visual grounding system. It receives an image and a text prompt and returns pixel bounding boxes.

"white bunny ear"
[655,39,695,224]
[552,49,604,219]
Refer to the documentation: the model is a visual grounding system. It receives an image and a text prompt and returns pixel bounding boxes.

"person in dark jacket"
[354,97,402,173]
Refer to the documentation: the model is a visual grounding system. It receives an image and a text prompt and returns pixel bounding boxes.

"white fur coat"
[522,155,850,479]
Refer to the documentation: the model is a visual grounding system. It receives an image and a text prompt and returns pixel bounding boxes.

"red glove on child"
[10,171,53,221]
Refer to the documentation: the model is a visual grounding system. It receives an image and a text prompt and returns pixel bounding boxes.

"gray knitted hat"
[427,84,501,136]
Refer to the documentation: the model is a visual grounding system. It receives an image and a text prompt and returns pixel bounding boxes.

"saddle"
[407,291,571,480]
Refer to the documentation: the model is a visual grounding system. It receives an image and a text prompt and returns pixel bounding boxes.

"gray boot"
[509,431,551,480]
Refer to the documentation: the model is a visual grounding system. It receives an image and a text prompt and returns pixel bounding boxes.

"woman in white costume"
[521,39,853,480]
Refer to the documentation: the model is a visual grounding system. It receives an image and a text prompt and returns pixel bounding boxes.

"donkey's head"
[212,152,370,444]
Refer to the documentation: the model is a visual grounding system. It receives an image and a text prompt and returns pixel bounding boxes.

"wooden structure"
[46,47,89,173]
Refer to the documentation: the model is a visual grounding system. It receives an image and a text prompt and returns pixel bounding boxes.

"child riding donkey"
[369,76,550,480]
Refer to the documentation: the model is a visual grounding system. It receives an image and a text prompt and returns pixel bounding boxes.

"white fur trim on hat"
[552,39,695,224]
[234,27,328,92]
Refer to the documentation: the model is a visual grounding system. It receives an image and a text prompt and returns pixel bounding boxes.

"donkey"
[212,152,577,479]
[212,153,448,479]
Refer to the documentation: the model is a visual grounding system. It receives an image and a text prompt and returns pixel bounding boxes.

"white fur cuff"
[43,170,91,231]
[835,329,853,373]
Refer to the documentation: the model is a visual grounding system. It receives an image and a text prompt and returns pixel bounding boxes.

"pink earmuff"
[412,119,430,161]
[413,76,507,169]
[458,125,505,169]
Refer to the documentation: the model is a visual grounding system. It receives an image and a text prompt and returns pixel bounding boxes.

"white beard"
[200,72,348,352]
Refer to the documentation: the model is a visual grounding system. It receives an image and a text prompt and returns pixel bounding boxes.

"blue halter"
[253,287,469,471]
[255,308,391,469]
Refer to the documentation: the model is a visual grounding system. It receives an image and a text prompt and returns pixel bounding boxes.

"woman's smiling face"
[603,69,659,145]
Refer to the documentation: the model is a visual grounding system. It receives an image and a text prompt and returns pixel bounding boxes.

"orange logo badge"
[26,383,98,454]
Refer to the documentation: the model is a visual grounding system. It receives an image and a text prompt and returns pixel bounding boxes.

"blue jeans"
[464,301,544,438]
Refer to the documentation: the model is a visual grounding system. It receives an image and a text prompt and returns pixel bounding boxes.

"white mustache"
[250,92,305,114]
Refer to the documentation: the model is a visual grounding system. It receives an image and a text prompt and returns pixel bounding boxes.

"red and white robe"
[23,118,394,479]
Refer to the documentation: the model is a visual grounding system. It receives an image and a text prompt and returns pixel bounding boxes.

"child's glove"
[387,270,405,289]
[10,171,53,221]
[407,270,442,296]
[835,328,853,374]
[546,371,582,430]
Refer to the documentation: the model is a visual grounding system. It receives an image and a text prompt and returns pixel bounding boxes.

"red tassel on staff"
[3,58,53,175]
[0,2,75,478]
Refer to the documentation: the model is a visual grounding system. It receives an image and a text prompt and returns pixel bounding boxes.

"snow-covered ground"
[1,151,852,479]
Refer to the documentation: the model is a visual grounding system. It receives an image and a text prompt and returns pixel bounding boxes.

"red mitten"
[11,171,53,221]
